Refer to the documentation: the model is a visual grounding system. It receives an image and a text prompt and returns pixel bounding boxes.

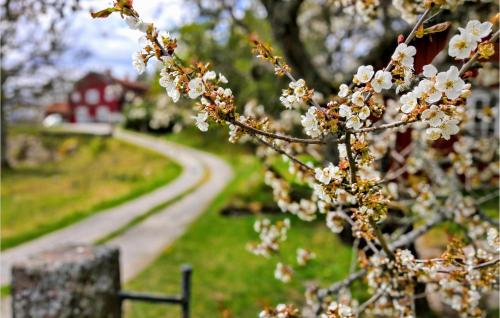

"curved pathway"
[1,127,232,286]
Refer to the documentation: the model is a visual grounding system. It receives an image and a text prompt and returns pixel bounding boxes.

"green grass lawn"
[1,128,182,249]
[125,127,353,318]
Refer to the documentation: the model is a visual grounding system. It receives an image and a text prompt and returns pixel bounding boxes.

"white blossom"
[421,105,444,127]
[132,52,145,74]
[398,249,415,267]
[400,92,417,113]
[358,106,371,120]
[338,104,352,118]
[124,16,149,32]
[415,79,441,104]
[351,91,365,106]
[193,111,209,132]
[439,118,460,140]
[435,66,465,100]
[290,79,307,97]
[346,115,362,130]
[167,84,180,103]
[355,65,374,83]
[326,212,344,233]
[448,33,477,59]
[391,43,417,68]
[339,83,350,98]
[371,70,392,93]
[426,127,442,140]
[296,248,316,266]
[187,77,206,99]
[301,107,322,138]
[218,73,228,83]
[274,262,293,283]
[487,228,499,252]
[463,20,493,42]
[202,71,217,81]
[315,163,342,185]
[280,95,300,109]
[422,64,438,78]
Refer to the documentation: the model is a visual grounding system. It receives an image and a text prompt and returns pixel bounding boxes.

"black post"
[181,265,192,318]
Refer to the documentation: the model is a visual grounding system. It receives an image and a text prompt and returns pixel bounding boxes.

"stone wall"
[11,244,121,318]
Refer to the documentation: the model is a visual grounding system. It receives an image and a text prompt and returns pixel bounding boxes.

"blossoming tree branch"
[93,1,499,317]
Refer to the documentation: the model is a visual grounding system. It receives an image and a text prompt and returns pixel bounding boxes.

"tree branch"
[231,119,328,144]
[255,136,312,171]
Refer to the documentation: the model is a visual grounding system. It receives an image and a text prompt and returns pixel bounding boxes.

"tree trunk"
[1,80,10,170]
[261,0,334,95]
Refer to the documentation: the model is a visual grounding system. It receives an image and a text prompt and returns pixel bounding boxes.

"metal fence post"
[181,265,192,318]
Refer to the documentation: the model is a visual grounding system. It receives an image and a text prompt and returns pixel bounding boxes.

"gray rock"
[11,244,121,318]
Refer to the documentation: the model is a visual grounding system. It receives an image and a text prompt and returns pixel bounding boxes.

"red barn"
[69,72,148,123]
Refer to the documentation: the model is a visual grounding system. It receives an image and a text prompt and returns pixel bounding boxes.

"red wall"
[69,73,121,122]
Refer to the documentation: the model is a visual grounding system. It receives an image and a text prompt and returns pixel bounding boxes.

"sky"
[61,0,198,80]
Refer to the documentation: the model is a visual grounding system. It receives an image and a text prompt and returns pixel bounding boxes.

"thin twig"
[231,119,328,144]
[351,118,418,134]
[345,132,357,184]
[356,288,386,317]
[370,219,396,260]
[255,136,312,171]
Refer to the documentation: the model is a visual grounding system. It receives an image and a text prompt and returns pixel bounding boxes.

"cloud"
[64,0,195,78]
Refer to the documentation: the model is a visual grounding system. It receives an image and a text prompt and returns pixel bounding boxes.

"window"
[104,85,116,102]
[85,89,100,105]
[96,106,110,122]
[75,106,90,122]
[71,91,81,103]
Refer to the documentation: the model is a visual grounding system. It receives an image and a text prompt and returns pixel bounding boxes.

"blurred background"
[1,0,498,317]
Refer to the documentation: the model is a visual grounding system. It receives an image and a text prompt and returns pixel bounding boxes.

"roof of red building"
[45,102,71,115]
[75,72,149,93]
[112,78,149,92]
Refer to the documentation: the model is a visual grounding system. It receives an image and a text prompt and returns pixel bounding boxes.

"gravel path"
[1,127,232,287]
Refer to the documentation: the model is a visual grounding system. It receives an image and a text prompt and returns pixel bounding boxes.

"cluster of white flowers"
[124,16,150,32]
[249,218,291,257]
[296,248,316,266]
[125,16,155,74]
[228,116,247,143]
[336,0,379,22]
[274,262,294,283]
[326,211,345,233]
[290,198,318,221]
[486,228,499,252]
[396,249,415,268]
[399,64,470,140]
[321,301,355,318]
[132,51,146,74]
[193,111,209,132]
[335,62,394,130]
[301,106,323,138]
[280,79,309,109]
[339,100,370,130]
[391,43,417,92]
[391,43,416,69]
[159,59,181,102]
[449,20,493,59]
[259,304,299,318]
[315,163,343,185]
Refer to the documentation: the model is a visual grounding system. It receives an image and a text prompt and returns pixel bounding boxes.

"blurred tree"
[187,0,497,95]
[0,0,82,169]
